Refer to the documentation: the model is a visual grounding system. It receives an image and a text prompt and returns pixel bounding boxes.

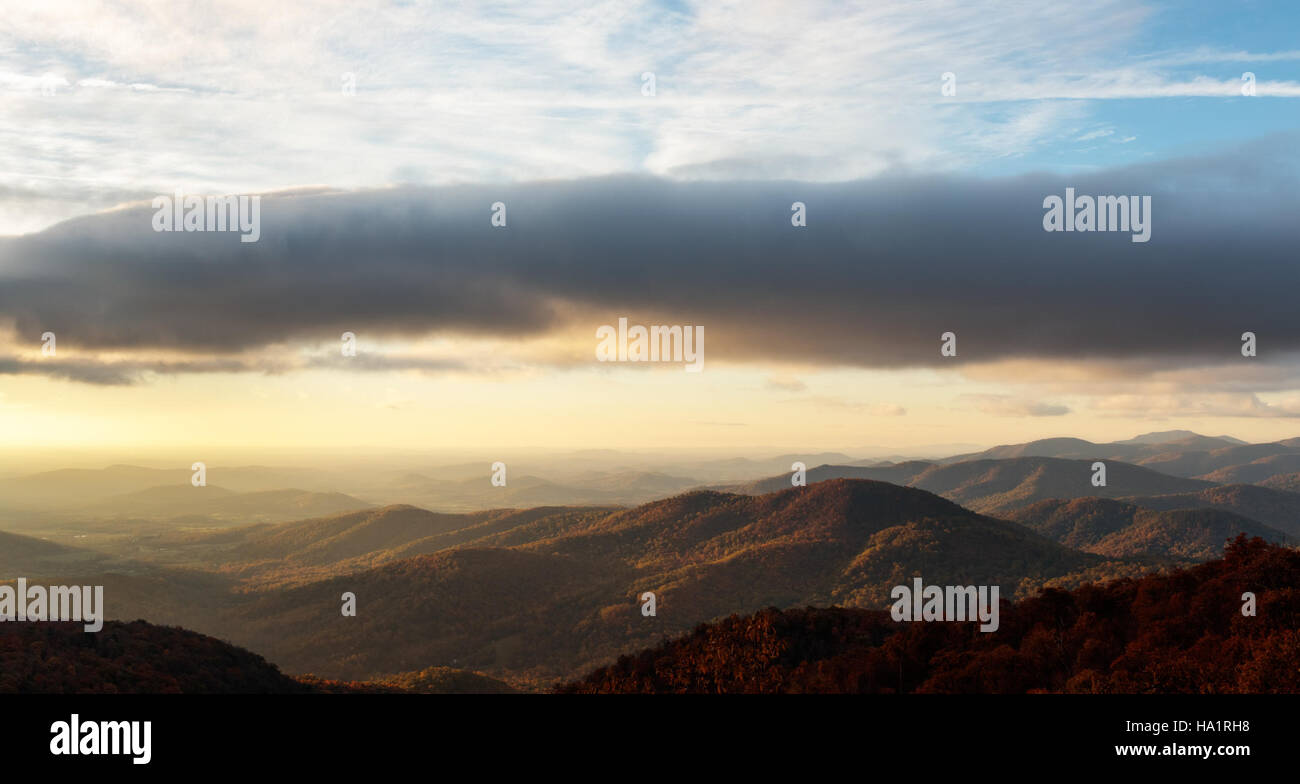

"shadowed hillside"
[0,619,516,694]
[1013,497,1291,559]
[0,530,113,577]
[1143,443,1300,480]
[0,620,312,693]
[1122,484,1300,538]
[298,666,518,693]
[909,458,1213,514]
[1261,473,1300,492]
[301,666,518,694]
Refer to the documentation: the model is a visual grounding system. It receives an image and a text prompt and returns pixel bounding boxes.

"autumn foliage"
[560,536,1300,693]
[0,619,312,693]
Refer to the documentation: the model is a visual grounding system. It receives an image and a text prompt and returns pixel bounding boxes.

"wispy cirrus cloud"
[3,0,1297,234]
[959,394,1071,418]
[1087,393,1300,420]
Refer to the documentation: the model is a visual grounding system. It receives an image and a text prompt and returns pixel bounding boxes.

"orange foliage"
[561,536,1300,693]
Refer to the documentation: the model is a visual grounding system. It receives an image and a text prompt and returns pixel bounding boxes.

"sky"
[2,0,1300,455]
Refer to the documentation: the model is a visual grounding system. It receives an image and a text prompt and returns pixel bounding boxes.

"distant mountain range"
[940,433,1300,487]
[5,430,1300,520]
[89,486,372,524]
[721,457,1216,515]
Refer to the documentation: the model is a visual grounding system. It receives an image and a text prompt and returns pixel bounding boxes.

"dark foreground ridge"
[0,619,313,693]
[0,619,520,694]
[560,536,1300,693]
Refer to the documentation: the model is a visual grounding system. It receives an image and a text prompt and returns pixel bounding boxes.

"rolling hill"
[89,485,372,524]
[145,503,622,585]
[0,618,516,694]
[0,530,113,578]
[0,620,312,693]
[92,480,1140,683]
[1198,453,1300,484]
[1261,473,1300,493]
[1119,484,1300,538]
[1137,444,1300,479]
[938,432,1300,486]
[1011,497,1290,559]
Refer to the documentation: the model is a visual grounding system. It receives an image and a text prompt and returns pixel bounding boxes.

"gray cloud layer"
[2,135,1298,383]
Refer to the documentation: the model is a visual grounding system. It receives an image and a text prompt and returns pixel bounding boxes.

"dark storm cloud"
[0,356,280,385]
[2,134,1298,379]
[303,354,479,373]
[0,352,479,387]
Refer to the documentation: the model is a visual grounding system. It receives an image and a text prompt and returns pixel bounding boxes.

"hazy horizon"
[0,426,1287,474]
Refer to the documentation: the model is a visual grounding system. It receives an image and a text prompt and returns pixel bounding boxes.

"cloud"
[795,396,906,416]
[1076,129,1114,141]
[960,357,1300,396]
[0,349,491,385]
[765,375,807,392]
[1087,392,1300,419]
[0,355,280,385]
[2,136,1299,382]
[6,1,1298,234]
[304,353,487,374]
[960,394,1071,417]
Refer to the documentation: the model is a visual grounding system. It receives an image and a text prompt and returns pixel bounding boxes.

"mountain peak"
[1118,430,1206,444]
